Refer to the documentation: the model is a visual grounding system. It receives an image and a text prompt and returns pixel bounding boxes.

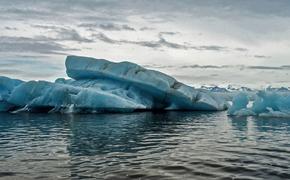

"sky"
[1,0,290,88]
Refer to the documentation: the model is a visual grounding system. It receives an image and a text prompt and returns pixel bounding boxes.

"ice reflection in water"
[0,112,290,179]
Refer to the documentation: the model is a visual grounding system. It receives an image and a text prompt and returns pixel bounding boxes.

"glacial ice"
[0,55,228,113]
[228,90,290,117]
[8,80,145,113]
[0,76,23,111]
[2,55,290,117]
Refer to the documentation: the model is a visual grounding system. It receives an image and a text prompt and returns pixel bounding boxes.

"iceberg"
[0,55,228,113]
[228,90,290,117]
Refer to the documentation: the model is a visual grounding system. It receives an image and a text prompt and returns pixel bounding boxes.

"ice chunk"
[228,90,290,117]
[0,76,23,111]
[9,80,145,113]
[228,92,249,115]
[0,76,23,99]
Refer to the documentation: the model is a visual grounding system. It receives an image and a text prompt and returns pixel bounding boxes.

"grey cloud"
[99,23,135,31]
[1,0,286,64]
[4,26,18,30]
[175,64,290,70]
[160,32,229,51]
[54,28,93,43]
[141,15,173,24]
[0,36,78,55]
[0,69,24,74]
[0,59,61,69]
[134,0,290,18]
[180,65,221,69]
[121,24,135,31]
[2,0,290,23]
[121,40,162,48]
[92,33,120,44]
[254,55,271,59]
[0,8,59,21]
[0,67,60,79]
[194,45,227,51]
[79,23,135,31]
[31,25,94,43]
[31,24,61,30]
[158,36,188,50]
[140,27,155,31]
[145,64,290,71]
[247,66,282,70]
[0,58,64,79]
[99,24,123,31]
[92,33,160,47]
[235,48,248,52]
[159,32,179,36]
[93,32,228,51]
[0,1,129,26]
[13,55,50,59]
[79,15,127,23]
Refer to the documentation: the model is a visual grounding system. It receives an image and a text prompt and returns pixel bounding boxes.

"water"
[0,112,289,180]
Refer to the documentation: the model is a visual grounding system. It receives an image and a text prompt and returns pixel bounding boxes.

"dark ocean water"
[0,112,289,180]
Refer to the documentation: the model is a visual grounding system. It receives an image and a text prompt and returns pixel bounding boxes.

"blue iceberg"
[0,76,23,112]
[228,90,290,117]
[0,55,228,113]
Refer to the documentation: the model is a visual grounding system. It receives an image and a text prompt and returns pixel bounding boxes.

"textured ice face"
[8,80,145,113]
[0,77,23,111]
[0,76,23,98]
[228,93,249,115]
[228,90,290,117]
[65,56,228,111]
[0,55,228,113]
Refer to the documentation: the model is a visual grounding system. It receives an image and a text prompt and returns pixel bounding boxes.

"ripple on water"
[0,112,290,179]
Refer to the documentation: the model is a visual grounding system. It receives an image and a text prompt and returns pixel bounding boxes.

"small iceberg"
[228,90,290,117]
[0,55,228,113]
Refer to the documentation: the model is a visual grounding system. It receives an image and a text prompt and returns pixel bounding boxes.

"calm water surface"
[0,112,289,180]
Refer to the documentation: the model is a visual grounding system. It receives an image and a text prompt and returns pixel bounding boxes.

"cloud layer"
[0,0,290,82]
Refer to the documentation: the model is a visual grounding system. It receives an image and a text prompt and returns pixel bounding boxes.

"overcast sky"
[1,0,290,84]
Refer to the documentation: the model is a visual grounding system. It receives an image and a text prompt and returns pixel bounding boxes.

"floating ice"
[0,76,23,111]
[0,55,228,113]
[228,92,249,115]
[228,90,290,117]
[8,80,144,113]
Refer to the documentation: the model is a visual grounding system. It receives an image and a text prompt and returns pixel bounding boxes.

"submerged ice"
[0,55,228,113]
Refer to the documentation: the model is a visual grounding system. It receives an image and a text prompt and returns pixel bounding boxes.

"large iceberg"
[0,55,228,113]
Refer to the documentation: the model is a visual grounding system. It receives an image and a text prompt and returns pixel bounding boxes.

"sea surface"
[0,112,289,180]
